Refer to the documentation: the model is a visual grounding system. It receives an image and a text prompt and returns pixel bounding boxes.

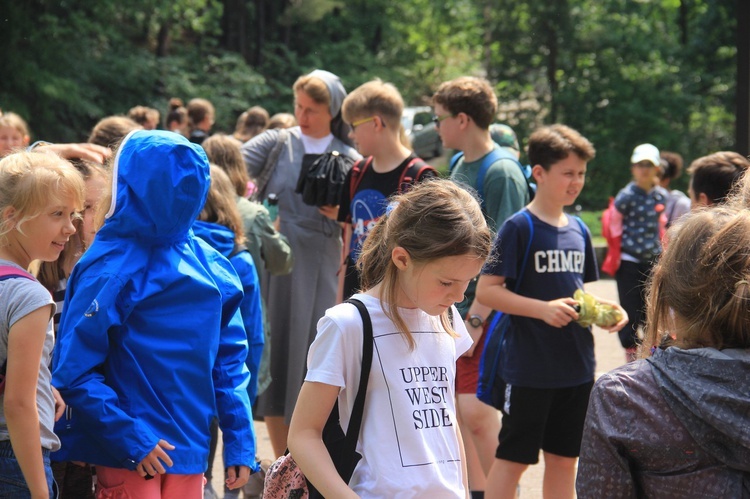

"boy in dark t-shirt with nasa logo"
[336,80,436,300]
[475,124,627,499]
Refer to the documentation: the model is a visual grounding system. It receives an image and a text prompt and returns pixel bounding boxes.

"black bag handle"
[340,298,374,456]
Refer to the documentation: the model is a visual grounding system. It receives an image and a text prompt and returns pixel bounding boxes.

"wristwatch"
[467,314,484,328]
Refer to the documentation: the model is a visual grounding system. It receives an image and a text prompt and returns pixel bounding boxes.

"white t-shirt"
[300,133,334,154]
[306,293,471,498]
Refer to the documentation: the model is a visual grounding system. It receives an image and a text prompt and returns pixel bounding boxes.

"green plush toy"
[573,289,623,328]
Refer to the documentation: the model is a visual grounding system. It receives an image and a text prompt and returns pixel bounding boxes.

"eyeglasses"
[432,114,452,127]
[351,116,385,130]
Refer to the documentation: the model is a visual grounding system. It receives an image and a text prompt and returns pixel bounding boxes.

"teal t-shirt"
[450,145,529,316]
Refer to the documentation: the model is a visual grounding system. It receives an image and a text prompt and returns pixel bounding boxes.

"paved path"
[211,278,626,498]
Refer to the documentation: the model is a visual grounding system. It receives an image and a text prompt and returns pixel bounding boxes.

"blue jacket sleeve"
[234,253,265,405]
[212,255,259,471]
[52,272,159,470]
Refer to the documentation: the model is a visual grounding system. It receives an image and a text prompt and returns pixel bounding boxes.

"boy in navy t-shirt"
[476,124,627,499]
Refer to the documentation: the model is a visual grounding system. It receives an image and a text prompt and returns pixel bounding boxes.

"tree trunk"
[253,0,265,66]
[156,21,171,58]
[546,19,558,123]
[679,0,688,46]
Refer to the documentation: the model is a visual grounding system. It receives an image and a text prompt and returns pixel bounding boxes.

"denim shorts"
[0,440,57,498]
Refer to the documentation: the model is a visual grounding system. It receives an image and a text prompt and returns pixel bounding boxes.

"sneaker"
[204,482,220,499]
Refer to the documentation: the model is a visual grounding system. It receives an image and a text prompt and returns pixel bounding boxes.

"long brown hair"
[199,165,245,247]
[358,178,493,349]
[644,206,750,353]
[202,134,250,198]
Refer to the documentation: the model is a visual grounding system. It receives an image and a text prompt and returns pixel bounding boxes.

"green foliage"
[577,210,603,241]
[0,0,738,209]
[159,51,271,134]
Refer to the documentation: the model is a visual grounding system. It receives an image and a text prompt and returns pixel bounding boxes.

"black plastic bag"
[295,151,353,207]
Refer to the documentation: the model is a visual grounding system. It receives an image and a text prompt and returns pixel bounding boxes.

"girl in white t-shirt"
[289,179,493,498]
[0,151,84,498]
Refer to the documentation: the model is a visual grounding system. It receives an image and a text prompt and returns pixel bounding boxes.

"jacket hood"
[647,347,750,471]
[192,220,235,258]
[102,130,209,242]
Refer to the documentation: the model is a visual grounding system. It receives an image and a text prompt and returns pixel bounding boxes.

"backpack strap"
[348,156,373,200]
[485,210,534,332]
[0,266,35,282]
[339,298,374,467]
[252,128,289,202]
[397,157,436,193]
[450,148,529,211]
[571,215,587,238]
[0,266,36,387]
[448,152,464,174]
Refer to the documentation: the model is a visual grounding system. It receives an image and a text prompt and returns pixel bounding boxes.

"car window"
[414,112,432,127]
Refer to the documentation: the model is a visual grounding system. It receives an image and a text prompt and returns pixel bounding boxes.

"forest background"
[0,0,738,209]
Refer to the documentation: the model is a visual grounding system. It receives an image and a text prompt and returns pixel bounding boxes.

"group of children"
[0,68,748,499]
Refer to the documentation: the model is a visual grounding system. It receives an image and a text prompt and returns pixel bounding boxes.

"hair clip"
[385,201,399,216]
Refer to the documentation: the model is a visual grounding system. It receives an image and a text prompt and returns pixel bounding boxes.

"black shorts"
[495,381,594,464]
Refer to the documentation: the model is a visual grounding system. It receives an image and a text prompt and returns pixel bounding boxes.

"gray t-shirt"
[0,260,59,451]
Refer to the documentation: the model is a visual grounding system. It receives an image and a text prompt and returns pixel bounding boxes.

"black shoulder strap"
[341,298,374,453]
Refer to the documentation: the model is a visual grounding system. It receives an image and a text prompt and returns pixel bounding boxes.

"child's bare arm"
[476,274,579,328]
[5,306,52,499]
[288,381,359,499]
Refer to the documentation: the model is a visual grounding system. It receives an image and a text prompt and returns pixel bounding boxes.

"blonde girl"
[0,113,31,158]
[288,179,493,498]
[0,151,84,498]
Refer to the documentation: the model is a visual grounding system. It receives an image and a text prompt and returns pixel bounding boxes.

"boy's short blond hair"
[342,79,404,129]
[432,77,497,130]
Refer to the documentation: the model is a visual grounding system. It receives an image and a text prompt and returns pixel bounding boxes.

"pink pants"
[96,466,205,499]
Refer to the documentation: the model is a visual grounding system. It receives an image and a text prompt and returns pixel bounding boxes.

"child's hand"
[593,298,629,333]
[541,298,579,327]
[225,465,251,490]
[36,143,111,165]
[51,386,65,421]
[136,439,175,477]
[318,204,339,220]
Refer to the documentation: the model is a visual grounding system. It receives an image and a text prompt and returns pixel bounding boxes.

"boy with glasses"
[432,76,529,498]
[336,79,436,300]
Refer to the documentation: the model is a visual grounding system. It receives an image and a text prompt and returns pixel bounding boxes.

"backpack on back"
[348,156,436,200]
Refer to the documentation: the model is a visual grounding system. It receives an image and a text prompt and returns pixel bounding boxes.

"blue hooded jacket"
[52,130,258,474]
[193,220,264,404]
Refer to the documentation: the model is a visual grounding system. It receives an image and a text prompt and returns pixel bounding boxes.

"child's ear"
[697,192,711,206]
[1,206,16,227]
[391,246,411,270]
[531,164,546,182]
[22,135,30,146]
